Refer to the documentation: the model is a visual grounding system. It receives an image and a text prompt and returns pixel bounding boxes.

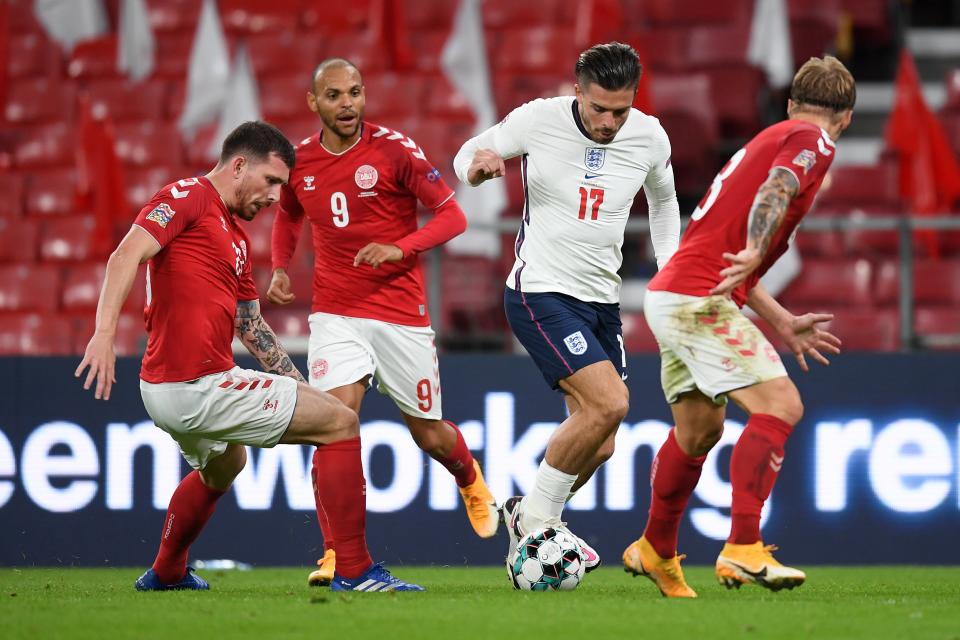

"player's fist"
[354,243,404,269]
[267,269,295,305]
[466,148,506,186]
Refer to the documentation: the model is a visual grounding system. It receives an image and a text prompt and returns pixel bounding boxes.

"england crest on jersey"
[584,147,605,171]
[564,331,588,355]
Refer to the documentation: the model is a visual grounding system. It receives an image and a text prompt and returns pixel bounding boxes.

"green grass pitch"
[2,566,959,639]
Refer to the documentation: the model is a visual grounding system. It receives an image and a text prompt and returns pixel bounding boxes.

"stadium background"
[1,0,959,568]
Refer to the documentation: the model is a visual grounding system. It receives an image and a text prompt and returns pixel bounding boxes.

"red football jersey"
[134,176,258,383]
[272,122,457,327]
[650,120,835,306]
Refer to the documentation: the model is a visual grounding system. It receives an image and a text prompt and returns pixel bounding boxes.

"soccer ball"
[507,527,586,591]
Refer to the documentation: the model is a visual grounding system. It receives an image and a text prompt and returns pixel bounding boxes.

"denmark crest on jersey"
[355,165,378,189]
[145,203,175,228]
[564,331,589,355]
[584,147,606,171]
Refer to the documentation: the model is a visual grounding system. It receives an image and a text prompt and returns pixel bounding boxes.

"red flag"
[76,94,128,257]
[885,49,960,256]
[0,2,9,122]
[370,0,414,71]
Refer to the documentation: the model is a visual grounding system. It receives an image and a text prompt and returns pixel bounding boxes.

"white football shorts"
[644,290,787,405]
[307,312,442,420]
[140,365,299,470]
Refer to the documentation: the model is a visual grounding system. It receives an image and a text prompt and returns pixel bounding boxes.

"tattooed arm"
[710,167,800,296]
[235,299,306,382]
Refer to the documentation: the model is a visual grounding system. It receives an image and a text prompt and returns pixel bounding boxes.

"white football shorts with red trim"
[139,366,299,469]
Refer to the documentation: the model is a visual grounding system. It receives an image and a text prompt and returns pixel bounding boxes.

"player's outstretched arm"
[746,284,842,372]
[75,226,161,400]
[235,299,306,382]
[266,268,296,305]
[711,167,800,296]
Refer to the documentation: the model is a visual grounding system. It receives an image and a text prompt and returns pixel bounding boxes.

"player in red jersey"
[75,121,422,593]
[622,57,856,597]
[266,59,498,586]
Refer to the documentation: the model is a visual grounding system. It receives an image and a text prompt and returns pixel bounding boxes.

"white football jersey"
[454,96,680,304]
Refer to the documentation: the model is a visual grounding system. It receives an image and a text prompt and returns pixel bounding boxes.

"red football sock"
[729,414,794,545]
[432,421,477,488]
[311,448,334,553]
[643,429,706,559]
[313,437,372,579]
[152,470,226,584]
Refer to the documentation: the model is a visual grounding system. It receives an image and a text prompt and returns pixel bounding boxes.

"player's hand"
[354,243,404,269]
[710,248,763,297]
[777,312,842,372]
[74,332,117,401]
[267,269,295,305]
[466,148,506,186]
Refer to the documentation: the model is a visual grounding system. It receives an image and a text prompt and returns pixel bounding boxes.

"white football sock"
[520,460,577,531]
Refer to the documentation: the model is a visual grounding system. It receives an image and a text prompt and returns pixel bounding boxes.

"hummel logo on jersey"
[564,331,588,355]
[304,176,316,191]
[770,452,784,472]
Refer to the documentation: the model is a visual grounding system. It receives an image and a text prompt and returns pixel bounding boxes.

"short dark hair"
[575,42,642,91]
[310,57,360,93]
[219,121,295,170]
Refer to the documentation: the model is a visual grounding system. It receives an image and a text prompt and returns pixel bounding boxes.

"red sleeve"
[133,180,204,248]
[271,184,305,271]
[238,253,258,301]
[392,143,463,256]
[394,196,467,257]
[770,126,834,193]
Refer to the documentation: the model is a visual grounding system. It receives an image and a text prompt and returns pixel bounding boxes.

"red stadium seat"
[405,0,456,29]
[316,33,389,73]
[621,312,659,353]
[838,0,893,41]
[492,73,570,119]
[914,307,960,349]
[13,123,77,168]
[219,0,300,34]
[24,169,80,217]
[67,35,121,79]
[874,258,960,307]
[0,173,26,219]
[0,218,38,263]
[482,0,573,28]
[816,163,900,211]
[244,31,318,79]
[793,212,846,258]
[491,28,577,74]
[146,0,202,33]
[243,209,276,264]
[822,308,899,351]
[272,116,321,146]
[306,0,372,33]
[0,313,74,355]
[659,111,720,196]
[5,78,77,124]
[152,34,194,79]
[779,258,873,309]
[441,255,504,334]
[365,73,428,120]
[686,25,752,67]
[650,73,719,143]
[788,0,841,66]
[125,166,193,211]
[114,122,183,168]
[40,216,99,262]
[644,0,751,25]
[261,306,310,338]
[0,265,60,312]
[698,66,767,138]
[9,33,60,79]
[84,78,168,122]
[411,29,456,73]
[840,206,931,257]
[61,262,147,313]
[259,73,311,121]
[69,311,146,356]
[640,28,691,73]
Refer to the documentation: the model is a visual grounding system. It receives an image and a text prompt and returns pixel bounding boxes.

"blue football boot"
[135,567,210,591]
[330,562,424,592]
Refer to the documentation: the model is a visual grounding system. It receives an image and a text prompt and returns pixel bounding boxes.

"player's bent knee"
[200,444,246,491]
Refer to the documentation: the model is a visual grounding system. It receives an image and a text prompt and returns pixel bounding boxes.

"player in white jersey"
[454,42,680,571]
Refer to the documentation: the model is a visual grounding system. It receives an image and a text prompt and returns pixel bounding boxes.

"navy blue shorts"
[504,287,626,390]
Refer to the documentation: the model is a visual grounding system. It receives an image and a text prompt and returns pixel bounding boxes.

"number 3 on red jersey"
[691,148,746,221]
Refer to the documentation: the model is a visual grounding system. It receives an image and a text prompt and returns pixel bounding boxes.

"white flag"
[178,0,230,138]
[34,0,108,52]
[117,0,155,82]
[747,0,794,89]
[441,0,506,258]
[207,46,262,160]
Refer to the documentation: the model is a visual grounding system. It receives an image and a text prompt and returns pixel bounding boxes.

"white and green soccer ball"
[507,527,586,591]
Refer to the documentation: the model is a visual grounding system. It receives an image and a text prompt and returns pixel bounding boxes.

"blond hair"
[789,56,856,116]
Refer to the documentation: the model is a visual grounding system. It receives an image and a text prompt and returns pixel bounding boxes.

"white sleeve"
[453,100,539,186]
[643,123,681,270]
